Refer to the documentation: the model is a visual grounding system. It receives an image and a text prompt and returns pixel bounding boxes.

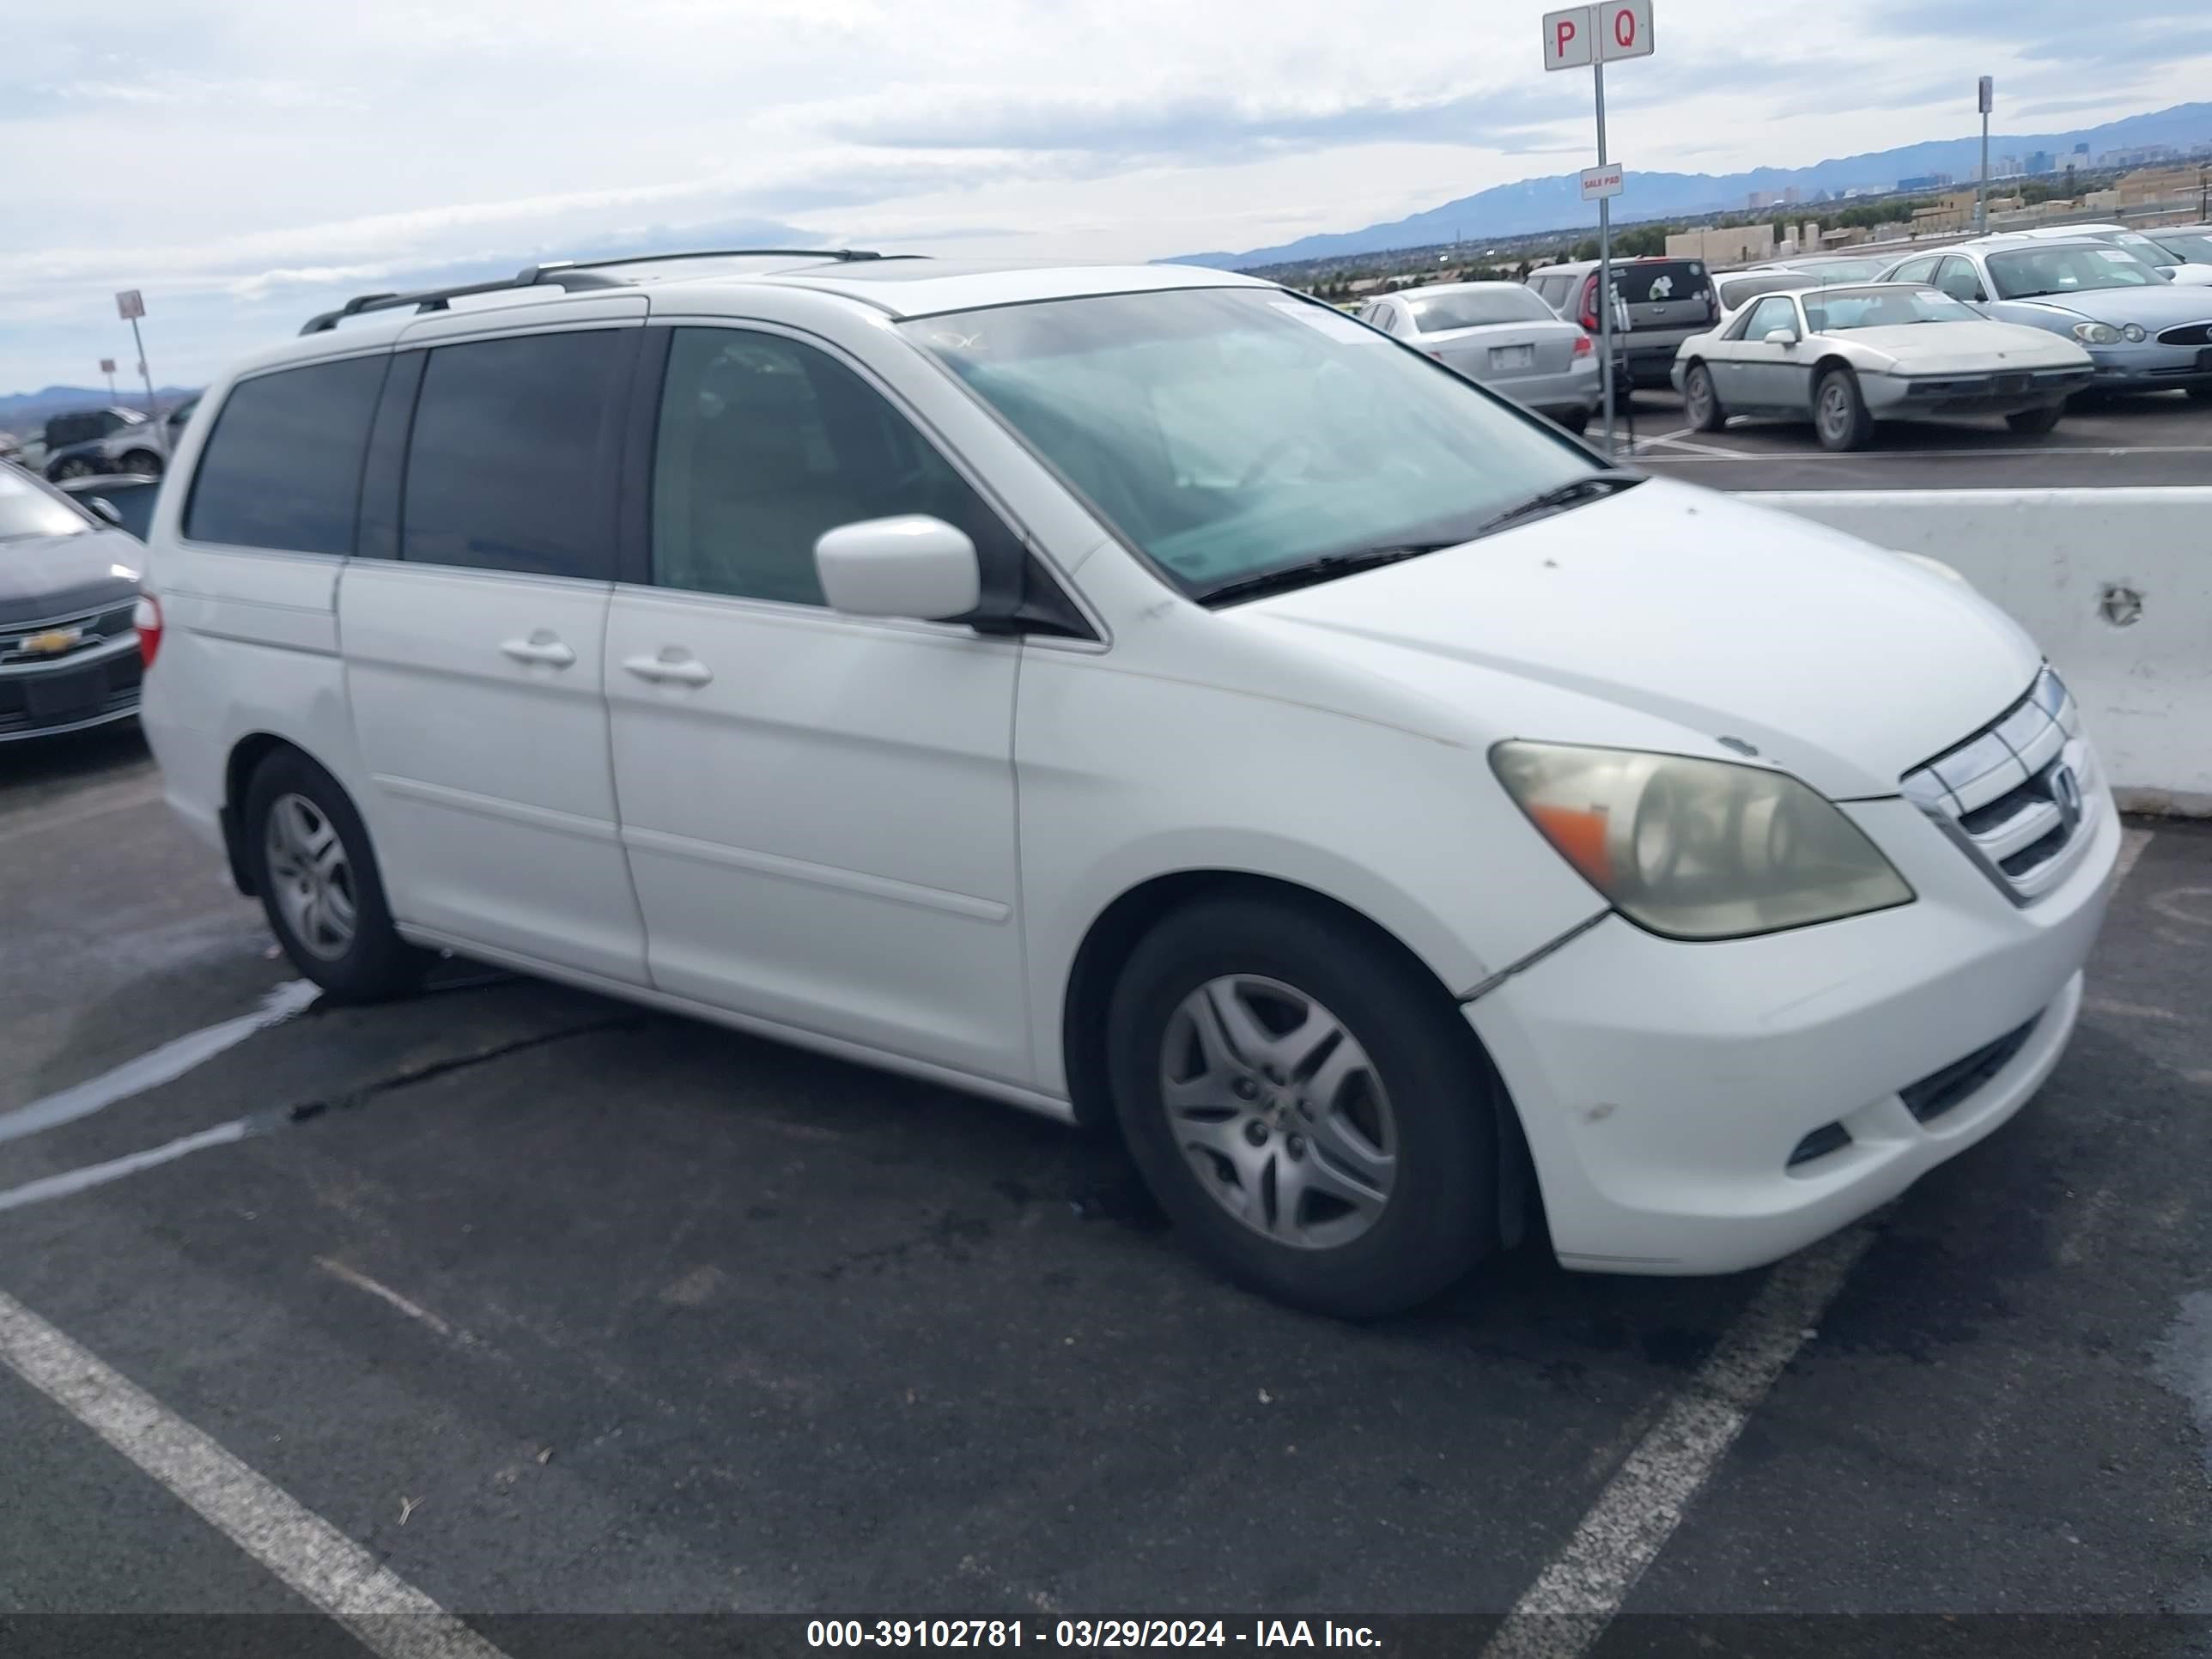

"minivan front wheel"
[244,750,427,1002]
[1107,896,1499,1318]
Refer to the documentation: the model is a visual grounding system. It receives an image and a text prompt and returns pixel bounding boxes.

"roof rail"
[299,248,890,335]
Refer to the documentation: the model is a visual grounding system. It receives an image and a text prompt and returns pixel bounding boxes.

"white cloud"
[1,0,2208,392]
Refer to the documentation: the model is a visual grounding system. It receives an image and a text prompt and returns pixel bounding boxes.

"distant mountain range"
[0,385,198,433]
[1174,101,2212,270]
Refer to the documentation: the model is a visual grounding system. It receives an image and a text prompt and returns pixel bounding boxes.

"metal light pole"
[1977,76,1994,234]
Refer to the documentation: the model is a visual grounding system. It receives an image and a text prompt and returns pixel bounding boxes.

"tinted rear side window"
[401,330,627,579]
[185,356,386,554]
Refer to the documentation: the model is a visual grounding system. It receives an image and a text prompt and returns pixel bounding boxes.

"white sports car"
[1672,283,2095,450]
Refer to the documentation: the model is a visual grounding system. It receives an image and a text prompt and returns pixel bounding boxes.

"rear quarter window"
[185,356,387,554]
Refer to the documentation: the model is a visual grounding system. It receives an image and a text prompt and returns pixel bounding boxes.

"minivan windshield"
[904,287,1604,599]
[0,466,90,543]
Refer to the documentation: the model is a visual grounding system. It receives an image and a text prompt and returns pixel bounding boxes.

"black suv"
[1527,257,1720,396]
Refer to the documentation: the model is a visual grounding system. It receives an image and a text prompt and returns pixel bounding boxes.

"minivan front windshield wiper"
[1465,471,1644,540]
[1196,543,1456,606]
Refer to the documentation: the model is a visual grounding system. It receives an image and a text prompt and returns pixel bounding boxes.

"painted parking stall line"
[0,1286,514,1659]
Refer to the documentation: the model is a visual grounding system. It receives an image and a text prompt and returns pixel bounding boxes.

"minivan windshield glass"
[904,288,1601,598]
[1802,287,1978,331]
[1406,287,1556,331]
[0,467,89,543]
[1988,246,2161,298]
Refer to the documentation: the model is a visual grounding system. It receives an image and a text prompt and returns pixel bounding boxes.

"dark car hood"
[0,530,141,626]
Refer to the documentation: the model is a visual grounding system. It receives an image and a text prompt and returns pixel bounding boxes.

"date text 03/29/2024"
[806,1620,1382,1649]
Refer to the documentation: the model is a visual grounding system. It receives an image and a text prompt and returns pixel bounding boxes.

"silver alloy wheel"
[1818,378,1854,444]
[1158,975,1398,1250]
[1686,368,1714,425]
[264,793,358,961]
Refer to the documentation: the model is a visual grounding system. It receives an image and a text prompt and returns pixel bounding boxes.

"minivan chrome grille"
[1901,668,2094,906]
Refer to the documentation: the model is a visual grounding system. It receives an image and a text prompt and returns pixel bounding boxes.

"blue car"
[1879,238,2212,399]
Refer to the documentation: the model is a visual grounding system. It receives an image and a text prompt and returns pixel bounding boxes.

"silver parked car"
[1358,283,1601,431]
[2002,223,2212,287]
[1878,238,2212,399]
[1672,283,2094,450]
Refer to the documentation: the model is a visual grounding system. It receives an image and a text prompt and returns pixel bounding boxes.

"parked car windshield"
[1802,287,1978,331]
[1988,246,2162,299]
[2145,228,2212,263]
[904,287,1601,596]
[1789,258,1898,283]
[0,465,92,542]
[1717,274,1815,310]
[1405,286,1556,331]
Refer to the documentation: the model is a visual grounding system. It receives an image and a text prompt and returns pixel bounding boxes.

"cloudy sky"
[3,0,2209,394]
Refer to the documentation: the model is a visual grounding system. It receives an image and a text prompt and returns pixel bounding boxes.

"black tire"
[2005,404,2064,436]
[1106,896,1501,1319]
[1682,362,1726,431]
[1556,407,1590,435]
[1814,366,1874,452]
[118,449,163,476]
[242,749,428,1003]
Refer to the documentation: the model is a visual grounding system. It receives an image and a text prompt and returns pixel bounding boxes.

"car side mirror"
[815,515,981,622]
[86,496,124,527]
[1763,326,1800,347]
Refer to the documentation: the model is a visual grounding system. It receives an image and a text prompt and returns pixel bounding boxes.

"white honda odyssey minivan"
[138,250,2118,1317]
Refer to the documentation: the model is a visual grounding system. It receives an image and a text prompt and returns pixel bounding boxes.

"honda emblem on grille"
[2051,764,2083,832]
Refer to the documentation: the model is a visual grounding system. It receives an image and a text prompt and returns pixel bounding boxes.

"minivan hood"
[0,530,142,626]
[1242,477,2037,799]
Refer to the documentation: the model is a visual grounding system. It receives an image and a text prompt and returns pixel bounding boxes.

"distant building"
[1783,186,1802,205]
[2073,143,2090,157]
[1668,224,1777,266]
[1746,190,1778,210]
[2024,150,2055,174]
[1898,172,1952,191]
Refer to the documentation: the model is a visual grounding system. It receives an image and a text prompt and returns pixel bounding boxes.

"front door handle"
[501,632,576,668]
[623,650,713,687]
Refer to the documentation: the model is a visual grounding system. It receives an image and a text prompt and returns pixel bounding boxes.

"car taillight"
[1578,275,1600,332]
[134,593,162,668]
[1572,333,1594,356]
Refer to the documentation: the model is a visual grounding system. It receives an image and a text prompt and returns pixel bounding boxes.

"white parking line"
[0,1119,251,1214]
[2114,828,2154,890]
[1480,1226,1876,1659]
[0,1287,514,1659]
[0,980,318,1144]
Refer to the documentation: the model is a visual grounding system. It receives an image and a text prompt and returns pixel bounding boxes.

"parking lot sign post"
[1545,1,1653,455]
[113,289,164,453]
[99,358,117,400]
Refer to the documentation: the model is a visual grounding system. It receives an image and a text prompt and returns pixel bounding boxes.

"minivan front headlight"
[1491,742,1915,941]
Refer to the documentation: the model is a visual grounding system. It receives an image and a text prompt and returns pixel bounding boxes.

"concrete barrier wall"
[1762,489,2212,817]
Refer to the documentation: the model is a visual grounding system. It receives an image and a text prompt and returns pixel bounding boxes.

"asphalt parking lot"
[4,726,2211,1654]
[1614,384,2212,489]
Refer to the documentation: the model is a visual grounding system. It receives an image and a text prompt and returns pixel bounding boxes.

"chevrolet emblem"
[21,627,83,659]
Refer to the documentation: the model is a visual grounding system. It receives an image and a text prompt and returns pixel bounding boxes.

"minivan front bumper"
[1465,778,2120,1274]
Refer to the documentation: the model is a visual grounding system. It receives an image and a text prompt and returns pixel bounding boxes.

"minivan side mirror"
[1764,326,1801,347]
[815,515,981,622]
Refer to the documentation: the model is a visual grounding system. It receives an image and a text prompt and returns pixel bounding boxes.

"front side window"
[650,327,1012,608]
[1406,287,1556,331]
[185,356,386,555]
[1932,259,1987,303]
[1988,246,2160,299]
[1889,258,1939,286]
[904,287,1599,598]
[1742,295,1802,339]
[0,465,91,543]
[401,330,627,579]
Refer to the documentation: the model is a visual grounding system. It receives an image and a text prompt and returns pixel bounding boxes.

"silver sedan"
[1671,283,2094,451]
[1358,283,1601,431]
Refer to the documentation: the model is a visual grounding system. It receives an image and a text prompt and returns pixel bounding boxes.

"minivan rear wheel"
[1106,896,1499,1318]
[243,750,428,1002]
